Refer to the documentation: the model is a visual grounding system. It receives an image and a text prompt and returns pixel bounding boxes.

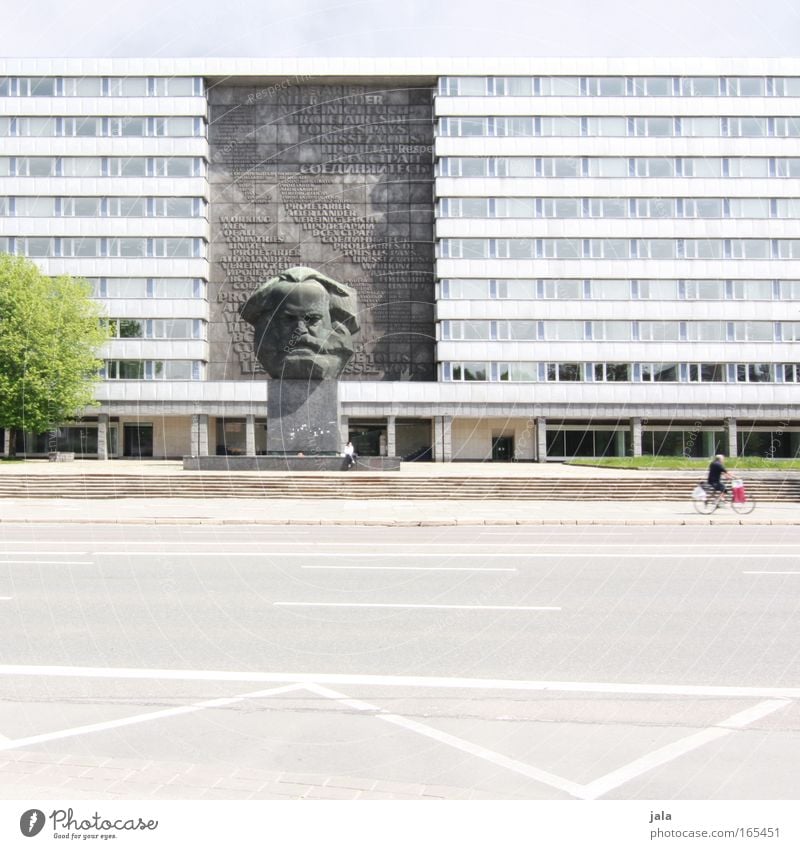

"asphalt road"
[0,523,798,800]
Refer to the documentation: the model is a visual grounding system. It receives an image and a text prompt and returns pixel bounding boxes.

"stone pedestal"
[267,379,340,455]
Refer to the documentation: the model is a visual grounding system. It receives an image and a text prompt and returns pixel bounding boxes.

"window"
[682,199,723,218]
[684,240,723,259]
[440,279,489,299]
[680,77,720,96]
[505,321,539,340]
[686,322,726,341]
[588,198,628,218]
[737,364,773,382]
[729,198,770,218]
[641,363,679,382]
[585,117,627,136]
[540,117,581,136]
[775,158,800,178]
[781,322,800,341]
[545,321,584,341]
[774,199,800,218]
[639,239,678,259]
[546,363,582,381]
[541,77,580,96]
[62,77,103,96]
[543,279,582,299]
[589,280,631,299]
[636,198,675,218]
[728,158,769,177]
[60,198,102,216]
[727,117,768,136]
[731,280,774,300]
[682,157,724,177]
[640,322,681,341]
[632,77,672,96]
[638,280,680,300]
[107,78,148,96]
[61,157,103,176]
[726,77,766,96]
[773,118,800,137]
[588,158,628,177]
[107,157,147,176]
[632,117,675,137]
[496,279,537,299]
[633,157,677,177]
[541,198,580,218]
[684,280,725,299]
[783,364,800,381]
[586,239,629,259]
[593,321,631,341]
[778,281,800,300]
[586,77,626,96]
[594,363,631,381]
[733,322,774,341]
[730,239,770,259]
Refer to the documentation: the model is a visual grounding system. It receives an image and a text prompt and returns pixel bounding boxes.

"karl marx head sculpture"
[240,267,360,380]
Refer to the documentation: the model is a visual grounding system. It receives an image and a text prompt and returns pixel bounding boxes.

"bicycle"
[691,479,756,515]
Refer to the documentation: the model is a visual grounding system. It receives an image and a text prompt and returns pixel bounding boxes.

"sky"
[4,0,800,58]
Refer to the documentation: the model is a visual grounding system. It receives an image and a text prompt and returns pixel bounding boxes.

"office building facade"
[1,58,798,461]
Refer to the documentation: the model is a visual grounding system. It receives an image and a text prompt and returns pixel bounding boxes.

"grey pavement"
[0,523,798,801]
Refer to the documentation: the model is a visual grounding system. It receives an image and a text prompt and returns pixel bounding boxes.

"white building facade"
[1,58,799,461]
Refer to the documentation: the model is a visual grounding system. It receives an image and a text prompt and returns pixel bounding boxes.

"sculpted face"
[242,270,359,380]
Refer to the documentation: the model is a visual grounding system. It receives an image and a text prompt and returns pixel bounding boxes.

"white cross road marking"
[742,571,800,575]
[299,565,518,572]
[579,699,791,800]
[0,665,799,699]
[273,602,561,611]
[0,665,792,799]
[0,683,305,752]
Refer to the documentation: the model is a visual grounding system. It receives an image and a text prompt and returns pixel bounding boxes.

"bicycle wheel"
[731,494,756,514]
[692,494,718,514]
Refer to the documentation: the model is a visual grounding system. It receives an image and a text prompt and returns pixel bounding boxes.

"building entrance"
[123,424,153,458]
[491,435,514,461]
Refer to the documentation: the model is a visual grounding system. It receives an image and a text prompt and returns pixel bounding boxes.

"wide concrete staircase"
[0,473,798,501]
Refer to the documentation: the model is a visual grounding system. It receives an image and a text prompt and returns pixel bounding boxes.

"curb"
[1,518,798,526]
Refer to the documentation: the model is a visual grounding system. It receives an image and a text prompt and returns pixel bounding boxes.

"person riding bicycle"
[707,453,733,502]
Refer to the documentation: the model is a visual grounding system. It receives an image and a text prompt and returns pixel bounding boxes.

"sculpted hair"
[240,266,359,334]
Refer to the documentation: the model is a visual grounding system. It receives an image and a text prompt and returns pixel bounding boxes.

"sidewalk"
[0,495,795,525]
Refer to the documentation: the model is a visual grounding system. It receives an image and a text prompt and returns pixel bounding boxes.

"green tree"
[0,254,108,458]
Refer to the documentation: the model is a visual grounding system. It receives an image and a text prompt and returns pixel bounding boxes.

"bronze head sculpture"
[240,267,360,380]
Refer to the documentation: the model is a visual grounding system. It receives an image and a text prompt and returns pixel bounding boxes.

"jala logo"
[19,809,46,837]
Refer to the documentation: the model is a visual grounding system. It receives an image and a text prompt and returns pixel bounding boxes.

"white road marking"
[580,699,791,799]
[86,551,800,559]
[273,602,560,611]
[0,561,92,565]
[743,571,800,575]
[0,596,13,600]
[304,682,584,798]
[0,683,305,752]
[0,665,798,700]
[299,565,518,572]
[0,551,89,555]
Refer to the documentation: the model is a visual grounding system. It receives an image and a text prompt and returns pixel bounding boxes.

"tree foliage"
[0,254,108,453]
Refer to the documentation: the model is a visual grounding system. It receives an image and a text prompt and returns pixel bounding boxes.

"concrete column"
[630,417,643,457]
[703,430,716,458]
[191,414,209,457]
[339,415,349,452]
[96,414,108,460]
[245,414,256,456]
[536,417,547,463]
[433,416,453,462]
[615,430,626,457]
[386,415,396,458]
[2,429,10,457]
[726,418,738,458]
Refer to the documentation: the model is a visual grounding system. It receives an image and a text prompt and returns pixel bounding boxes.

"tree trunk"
[7,427,17,459]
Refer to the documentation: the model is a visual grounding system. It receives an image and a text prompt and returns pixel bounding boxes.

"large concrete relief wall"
[207,80,436,381]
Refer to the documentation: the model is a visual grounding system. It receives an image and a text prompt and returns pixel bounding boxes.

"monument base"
[267,379,340,455]
[183,455,401,472]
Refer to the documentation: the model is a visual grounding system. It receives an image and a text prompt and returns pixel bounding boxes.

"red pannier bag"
[732,481,746,503]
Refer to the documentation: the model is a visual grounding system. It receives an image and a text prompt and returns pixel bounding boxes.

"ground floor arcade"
[3,415,799,462]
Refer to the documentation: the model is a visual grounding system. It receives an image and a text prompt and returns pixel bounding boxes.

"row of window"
[440,278,800,301]
[440,238,800,260]
[105,318,205,339]
[91,278,205,299]
[0,77,203,97]
[0,116,204,138]
[0,196,205,218]
[441,361,800,383]
[437,156,800,179]
[438,197,800,219]
[438,76,800,98]
[102,360,203,380]
[438,116,800,138]
[441,320,799,342]
[3,237,204,258]
[0,156,205,178]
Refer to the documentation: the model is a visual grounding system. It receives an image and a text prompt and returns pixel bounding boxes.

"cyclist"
[707,453,734,505]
